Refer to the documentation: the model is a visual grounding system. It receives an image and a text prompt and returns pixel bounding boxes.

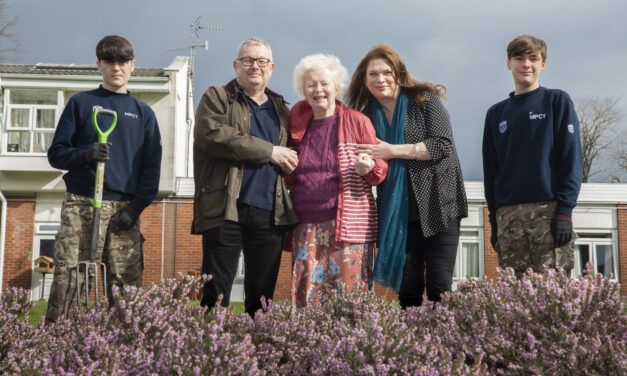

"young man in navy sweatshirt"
[482,34,582,277]
[45,35,162,322]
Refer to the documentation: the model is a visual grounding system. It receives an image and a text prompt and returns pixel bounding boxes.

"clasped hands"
[355,138,396,176]
[271,145,375,176]
[271,146,299,174]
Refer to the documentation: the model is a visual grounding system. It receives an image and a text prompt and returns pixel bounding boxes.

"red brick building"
[2,182,626,302]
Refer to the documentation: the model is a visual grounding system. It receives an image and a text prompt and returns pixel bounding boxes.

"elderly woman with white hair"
[287,53,388,307]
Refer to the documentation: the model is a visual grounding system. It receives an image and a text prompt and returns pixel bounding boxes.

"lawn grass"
[28,300,48,326]
[26,300,246,326]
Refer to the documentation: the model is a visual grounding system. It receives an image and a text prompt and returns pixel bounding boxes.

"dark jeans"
[398,219,460,308]
[200,204,285,316]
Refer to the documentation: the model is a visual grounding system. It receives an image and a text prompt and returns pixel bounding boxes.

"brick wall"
[273,251,292,302]
[140,199,165,285]
[483,205,499,279]
[172,200,203,280]
[618,205,627,296]
[139,198,202,286]
[1,196,36,291]
[4,196,625,300]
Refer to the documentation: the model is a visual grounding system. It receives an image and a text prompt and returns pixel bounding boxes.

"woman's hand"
[356,138,396,160]
[355,153,375,176]
[357,139,430,161]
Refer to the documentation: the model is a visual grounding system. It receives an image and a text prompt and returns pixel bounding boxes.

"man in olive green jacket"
[192,37,299,316]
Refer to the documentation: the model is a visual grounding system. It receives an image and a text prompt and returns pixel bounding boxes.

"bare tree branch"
[575,96,625,182]
[0,0,19,62]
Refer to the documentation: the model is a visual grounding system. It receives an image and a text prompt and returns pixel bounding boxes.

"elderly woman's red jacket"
[287,100,388,245]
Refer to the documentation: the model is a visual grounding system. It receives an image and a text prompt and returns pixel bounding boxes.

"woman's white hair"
[293,53,349,98]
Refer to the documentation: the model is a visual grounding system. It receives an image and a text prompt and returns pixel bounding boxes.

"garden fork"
[77,108,117,309]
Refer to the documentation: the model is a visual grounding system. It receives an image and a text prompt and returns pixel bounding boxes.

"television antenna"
[167,16,224,78]
[167,17,223,178]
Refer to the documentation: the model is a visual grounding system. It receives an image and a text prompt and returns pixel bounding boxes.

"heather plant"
[250,287,485,375]
[1,274,260,375]
[0,287,39,371]
[0,267,624,375]
[436,267,627,375]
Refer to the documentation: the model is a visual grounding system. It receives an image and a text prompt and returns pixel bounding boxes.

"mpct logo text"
[529,112,547,120]
[125,112,139,119]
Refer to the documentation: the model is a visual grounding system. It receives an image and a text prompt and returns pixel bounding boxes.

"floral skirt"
[291,219,374,308]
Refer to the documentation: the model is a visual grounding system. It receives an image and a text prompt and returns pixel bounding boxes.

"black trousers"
[398,219,460,308]
[200,204,285,316]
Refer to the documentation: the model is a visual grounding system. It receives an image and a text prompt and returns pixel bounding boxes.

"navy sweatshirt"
[48,86,162,214]
[482,86,582,230]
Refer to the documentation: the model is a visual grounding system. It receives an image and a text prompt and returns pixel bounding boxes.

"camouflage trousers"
[45,193,144,322]
[495,201,576,277]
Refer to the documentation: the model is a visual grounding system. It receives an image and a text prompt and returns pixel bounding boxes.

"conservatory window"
[3,89,61,154]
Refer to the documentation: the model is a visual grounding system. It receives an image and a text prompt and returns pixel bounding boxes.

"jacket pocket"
[199,187,227,218]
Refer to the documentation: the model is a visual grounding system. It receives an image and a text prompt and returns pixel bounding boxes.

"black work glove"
[551,215,573,247]
[85,142,111,163]
[110,207,138,231]
[490,232,498,250]
[490,224,498,249]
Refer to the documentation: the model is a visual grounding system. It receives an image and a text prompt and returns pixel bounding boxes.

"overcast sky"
[4,0,627,181]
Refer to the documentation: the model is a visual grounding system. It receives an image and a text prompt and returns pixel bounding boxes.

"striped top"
[336,142,379,243]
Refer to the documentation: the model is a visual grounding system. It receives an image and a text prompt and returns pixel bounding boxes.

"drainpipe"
[161,199,165,280]
[0,190,6,294]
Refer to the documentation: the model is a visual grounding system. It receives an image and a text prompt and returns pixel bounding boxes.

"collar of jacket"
[288,99,346,145]
[225,79,287,117]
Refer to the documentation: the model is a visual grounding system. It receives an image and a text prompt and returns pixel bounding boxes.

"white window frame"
[452,227,484,289]
[572,229,619,282]
[2,88,63,155]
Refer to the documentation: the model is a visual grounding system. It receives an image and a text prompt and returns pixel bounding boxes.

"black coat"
[364,91,468,237]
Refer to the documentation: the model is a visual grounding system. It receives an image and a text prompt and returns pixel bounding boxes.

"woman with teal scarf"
[348,45,468,308]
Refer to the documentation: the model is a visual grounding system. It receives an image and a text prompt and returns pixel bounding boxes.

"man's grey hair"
[236,37,273,60]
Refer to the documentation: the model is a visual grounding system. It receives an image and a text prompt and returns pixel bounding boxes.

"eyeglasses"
[237,57,272,67]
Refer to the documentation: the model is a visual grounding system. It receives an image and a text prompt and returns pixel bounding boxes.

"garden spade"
[76,108,117,309]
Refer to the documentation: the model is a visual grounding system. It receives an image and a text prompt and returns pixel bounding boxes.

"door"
[30,223,59,301]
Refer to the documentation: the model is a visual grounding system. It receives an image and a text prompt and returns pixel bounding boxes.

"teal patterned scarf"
[371,90,409,292]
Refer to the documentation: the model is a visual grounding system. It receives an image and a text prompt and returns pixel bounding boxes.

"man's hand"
[355,153,375,176]
[271,146,299,174]
[110,207,138,231]
[86,142,111,162]
[551,215,573,247]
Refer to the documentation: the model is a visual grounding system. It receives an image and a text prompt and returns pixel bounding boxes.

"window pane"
[6,131,30,152]
[462,242,480,278]
[38,224,60,233]
[33,132,54,153]
[36,109,56,129]
[572,244,590,278]
[460,231,478,237]
[577,233,611,239]
[595,244,614,278]
[39,239,55,258]
[10,108,30,128]
[10,89,57,105]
